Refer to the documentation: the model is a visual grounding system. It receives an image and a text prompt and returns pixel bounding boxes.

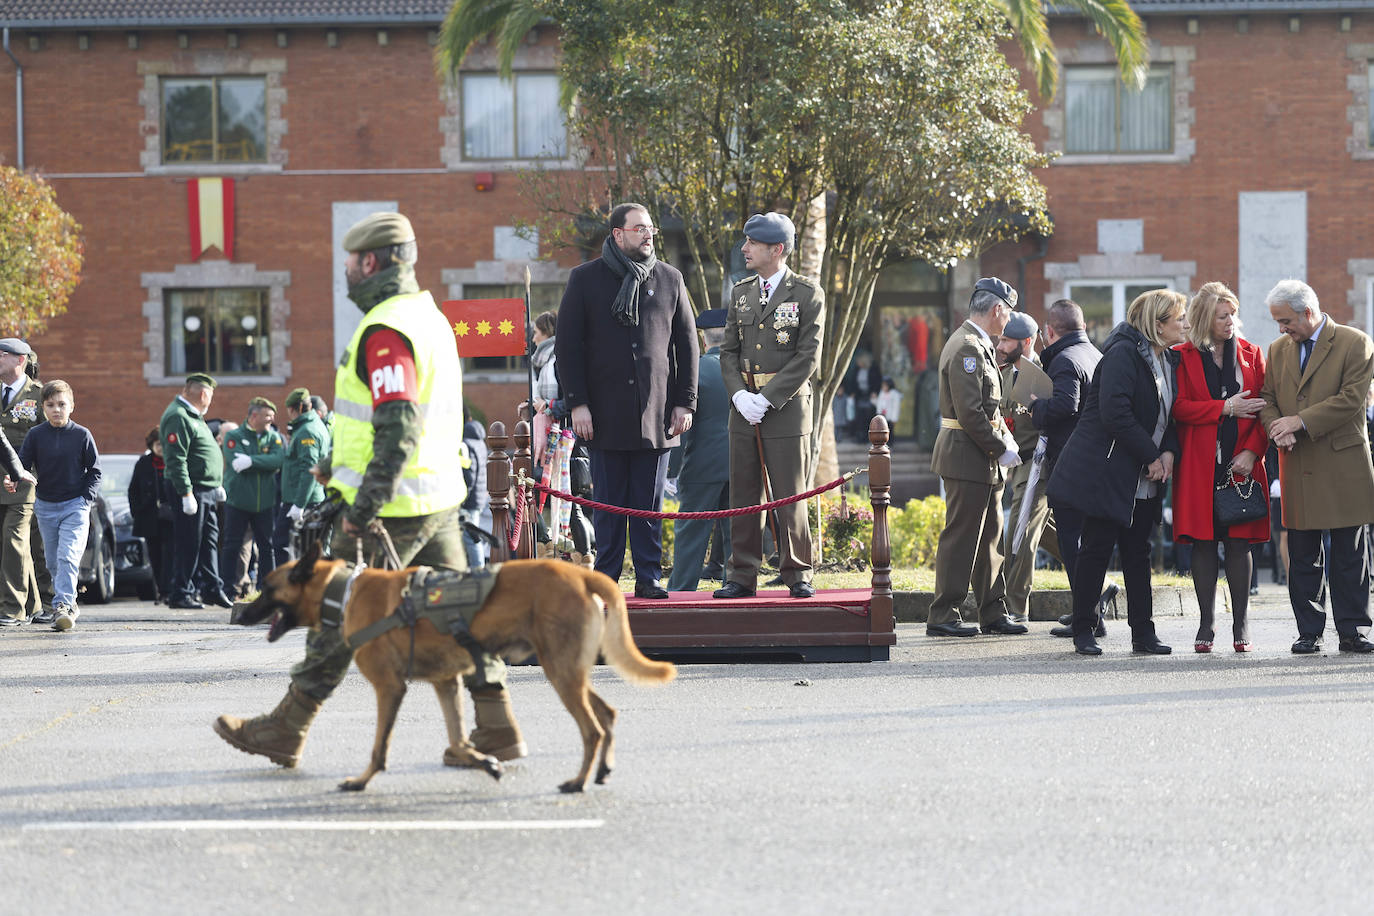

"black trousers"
[1053,504,1086,590]
[589,447,670,584]
[221,505,275,591]
[1071,497,1160,643]
[169,487,223,603]
[1287,525,1371,638]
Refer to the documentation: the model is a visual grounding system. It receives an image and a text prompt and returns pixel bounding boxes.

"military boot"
[444,686,527,766]
[213,684,322,768]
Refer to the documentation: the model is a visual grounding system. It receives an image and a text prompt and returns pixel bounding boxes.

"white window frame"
[1063,64,1174,156]
[1064,278,1173,327]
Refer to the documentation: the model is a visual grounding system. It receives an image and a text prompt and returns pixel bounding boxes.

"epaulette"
[790,274,818,290]
[732,275,760,290]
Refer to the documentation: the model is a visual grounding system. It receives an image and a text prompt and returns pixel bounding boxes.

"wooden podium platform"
[626,589,891,662]
[485,416,899,664]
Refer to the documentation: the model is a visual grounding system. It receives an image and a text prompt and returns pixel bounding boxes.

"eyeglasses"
[617,225,659,237]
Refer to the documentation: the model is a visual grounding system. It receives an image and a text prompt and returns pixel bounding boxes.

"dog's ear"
[288,541,321,584]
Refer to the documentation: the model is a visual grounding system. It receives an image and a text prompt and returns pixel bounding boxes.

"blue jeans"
[33,496,91,610]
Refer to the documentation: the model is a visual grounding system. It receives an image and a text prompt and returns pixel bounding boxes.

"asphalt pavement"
[2,579,1372,915]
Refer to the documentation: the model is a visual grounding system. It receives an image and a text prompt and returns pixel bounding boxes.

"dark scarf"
[347,262,420,314]
[1200,336,1240,485]
[601,235,656,328]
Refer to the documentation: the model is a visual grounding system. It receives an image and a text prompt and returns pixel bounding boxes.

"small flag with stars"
[441,298,527,357]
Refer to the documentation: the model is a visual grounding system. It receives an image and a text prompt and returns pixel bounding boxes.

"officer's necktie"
[761,279,772,302]
[1300,338,1313,371]
[1,386,11,410]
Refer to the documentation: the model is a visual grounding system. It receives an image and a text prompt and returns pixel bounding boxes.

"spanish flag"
[187,177,235,261]
[441,298,527,357]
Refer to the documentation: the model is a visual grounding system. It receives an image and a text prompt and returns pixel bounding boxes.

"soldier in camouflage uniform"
[213,212,524,769]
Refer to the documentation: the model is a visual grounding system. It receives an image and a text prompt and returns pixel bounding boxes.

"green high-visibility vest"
[331,290,466,517]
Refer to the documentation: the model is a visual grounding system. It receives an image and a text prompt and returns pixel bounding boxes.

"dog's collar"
[318,563,357,629]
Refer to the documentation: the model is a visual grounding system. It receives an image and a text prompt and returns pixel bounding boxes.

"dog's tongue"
[266,610,283,642]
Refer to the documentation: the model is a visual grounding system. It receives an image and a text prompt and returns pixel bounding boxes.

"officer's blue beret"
[1003,312,1037,340]
[743,212,795,247]
[973,276,1018,309]
[696,308,727,329]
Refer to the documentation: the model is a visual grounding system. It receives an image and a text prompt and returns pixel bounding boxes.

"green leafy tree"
[0,167,84,335]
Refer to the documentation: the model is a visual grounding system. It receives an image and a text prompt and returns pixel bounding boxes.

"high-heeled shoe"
[1233,641,1252,653]
[1194,641,1213,653]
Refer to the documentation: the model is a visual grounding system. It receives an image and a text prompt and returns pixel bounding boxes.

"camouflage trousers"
[289,507,507,701]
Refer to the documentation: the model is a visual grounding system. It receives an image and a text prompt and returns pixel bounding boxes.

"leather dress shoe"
[926,620,978,637]
[1058,613,1072,626]
[1339,634,1374,653]
[634,581,669,599]
[1052,616,1106,638]
[789,581,816,599]
[981,616,1029,635]
[1131,640,1172,655]
[713,581,755,599]
[203,591,234,609]
[1051,624,1074,638]
[1075,640,1103,656]
[1291,635,1323,654]
[168,597,205,610]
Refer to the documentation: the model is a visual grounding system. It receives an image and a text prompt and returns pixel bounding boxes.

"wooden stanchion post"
[486,421,511,563]
[868,415,894,642]
[513,419,535,559]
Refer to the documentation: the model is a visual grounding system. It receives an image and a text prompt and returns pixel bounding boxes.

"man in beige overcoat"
[927,278,1028,637]
[1259,279,1374,654]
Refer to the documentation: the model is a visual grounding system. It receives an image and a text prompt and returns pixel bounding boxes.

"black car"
[97,453,155,600]
[71,487,118,604]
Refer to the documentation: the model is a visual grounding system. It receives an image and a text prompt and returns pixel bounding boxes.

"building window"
[1065,65,1172,154]
[461,282,563,372]
[461,73,566,160]
[1063,279,1171,348]
[161,76,267,164]
[165,288,270,375]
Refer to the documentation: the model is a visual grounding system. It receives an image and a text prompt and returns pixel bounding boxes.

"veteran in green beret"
[271,387,330,566]
[220,395,284,596]
[927,278,1030,637]
[159,372,231,610]
[715,212,824,600]
[215,211,525,772]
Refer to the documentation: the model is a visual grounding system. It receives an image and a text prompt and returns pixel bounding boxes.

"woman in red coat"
[1173,282,1270,652]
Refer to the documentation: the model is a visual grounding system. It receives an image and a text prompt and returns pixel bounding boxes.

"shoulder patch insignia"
[963,357,977,373]
[227,440,236,450]
[167,433,177,444]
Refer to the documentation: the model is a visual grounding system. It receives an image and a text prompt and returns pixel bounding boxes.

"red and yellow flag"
[187,177,235,261]
[441,298,527,357]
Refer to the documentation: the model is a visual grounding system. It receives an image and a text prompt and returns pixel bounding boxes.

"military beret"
[186,372,217,389]
[310,395,328,412]
[696,308,727,329]
[973,276,1018,309]
[1003,312,1038,340]
[285,387,311,409]
[0,338,32,357]
[342,211,415,252]
[249,396,277,412]
[743,212,795,247]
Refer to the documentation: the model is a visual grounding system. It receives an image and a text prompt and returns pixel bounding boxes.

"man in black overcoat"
[555,203,698,597]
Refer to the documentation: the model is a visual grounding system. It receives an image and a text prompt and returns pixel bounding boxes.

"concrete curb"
[892,586,1209,624]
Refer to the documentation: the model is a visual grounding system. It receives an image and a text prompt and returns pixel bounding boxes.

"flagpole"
[524,265,535,426]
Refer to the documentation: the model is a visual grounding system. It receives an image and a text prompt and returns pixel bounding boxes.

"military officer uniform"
[997,314,1061,623]
[928,278,1024,634]
[0,339,50,624]
[717,213,824,597]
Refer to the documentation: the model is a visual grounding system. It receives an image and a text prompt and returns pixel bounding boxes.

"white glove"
[731,390,754,418]
[663,477,679,498]
[1002,433,1019,454]
[231,454,253,472]
[287,504,303,521]
[732,391,770,425]
[998,449,1023,468]
[212,486,226,503]
[181,493,197,515]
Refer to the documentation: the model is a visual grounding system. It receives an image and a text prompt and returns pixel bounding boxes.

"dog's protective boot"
[213,684,321,768]
[463,686,528,763]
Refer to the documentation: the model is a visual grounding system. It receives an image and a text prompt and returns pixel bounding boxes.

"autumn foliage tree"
[0,167,84,336]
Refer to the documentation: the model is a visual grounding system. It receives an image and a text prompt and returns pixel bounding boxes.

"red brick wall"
[0,26,574,454]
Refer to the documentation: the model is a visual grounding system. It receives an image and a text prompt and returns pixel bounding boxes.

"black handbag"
[1215,473,1267,527]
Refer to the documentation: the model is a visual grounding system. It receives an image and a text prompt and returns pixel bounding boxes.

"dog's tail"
[587,574,677,686]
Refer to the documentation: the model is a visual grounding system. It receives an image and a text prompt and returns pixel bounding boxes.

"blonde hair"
[1186,281,1242,349]
[1126,289,1188,349]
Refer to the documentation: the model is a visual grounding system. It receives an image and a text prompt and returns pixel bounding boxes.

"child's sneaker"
[31,609,56,626]
[53,605,76,631]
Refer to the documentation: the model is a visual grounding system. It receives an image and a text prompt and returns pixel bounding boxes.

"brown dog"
[234,544,676,793]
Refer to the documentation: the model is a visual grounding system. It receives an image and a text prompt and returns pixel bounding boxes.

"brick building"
[3,1,1374,453]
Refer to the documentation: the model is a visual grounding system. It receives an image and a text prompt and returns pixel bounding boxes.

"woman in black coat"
[1046,290,1189,656]
[129,427,172,602]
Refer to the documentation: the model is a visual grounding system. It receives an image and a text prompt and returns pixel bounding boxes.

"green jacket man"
[214,210,524,772]
[281,388,328,509]
[222,401,284,514]
[160,373,230,609]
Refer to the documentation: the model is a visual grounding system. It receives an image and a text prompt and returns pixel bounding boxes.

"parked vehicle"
[98,454,156,600]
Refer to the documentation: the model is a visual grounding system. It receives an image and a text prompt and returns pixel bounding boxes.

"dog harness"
[317,563,503,683]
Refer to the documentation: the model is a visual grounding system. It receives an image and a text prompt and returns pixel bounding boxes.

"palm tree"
[435,0,543,80]
[997,0,1149,99]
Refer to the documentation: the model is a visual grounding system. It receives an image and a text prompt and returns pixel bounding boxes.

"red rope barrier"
[507,484,527,552]
[528,468,864,521]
